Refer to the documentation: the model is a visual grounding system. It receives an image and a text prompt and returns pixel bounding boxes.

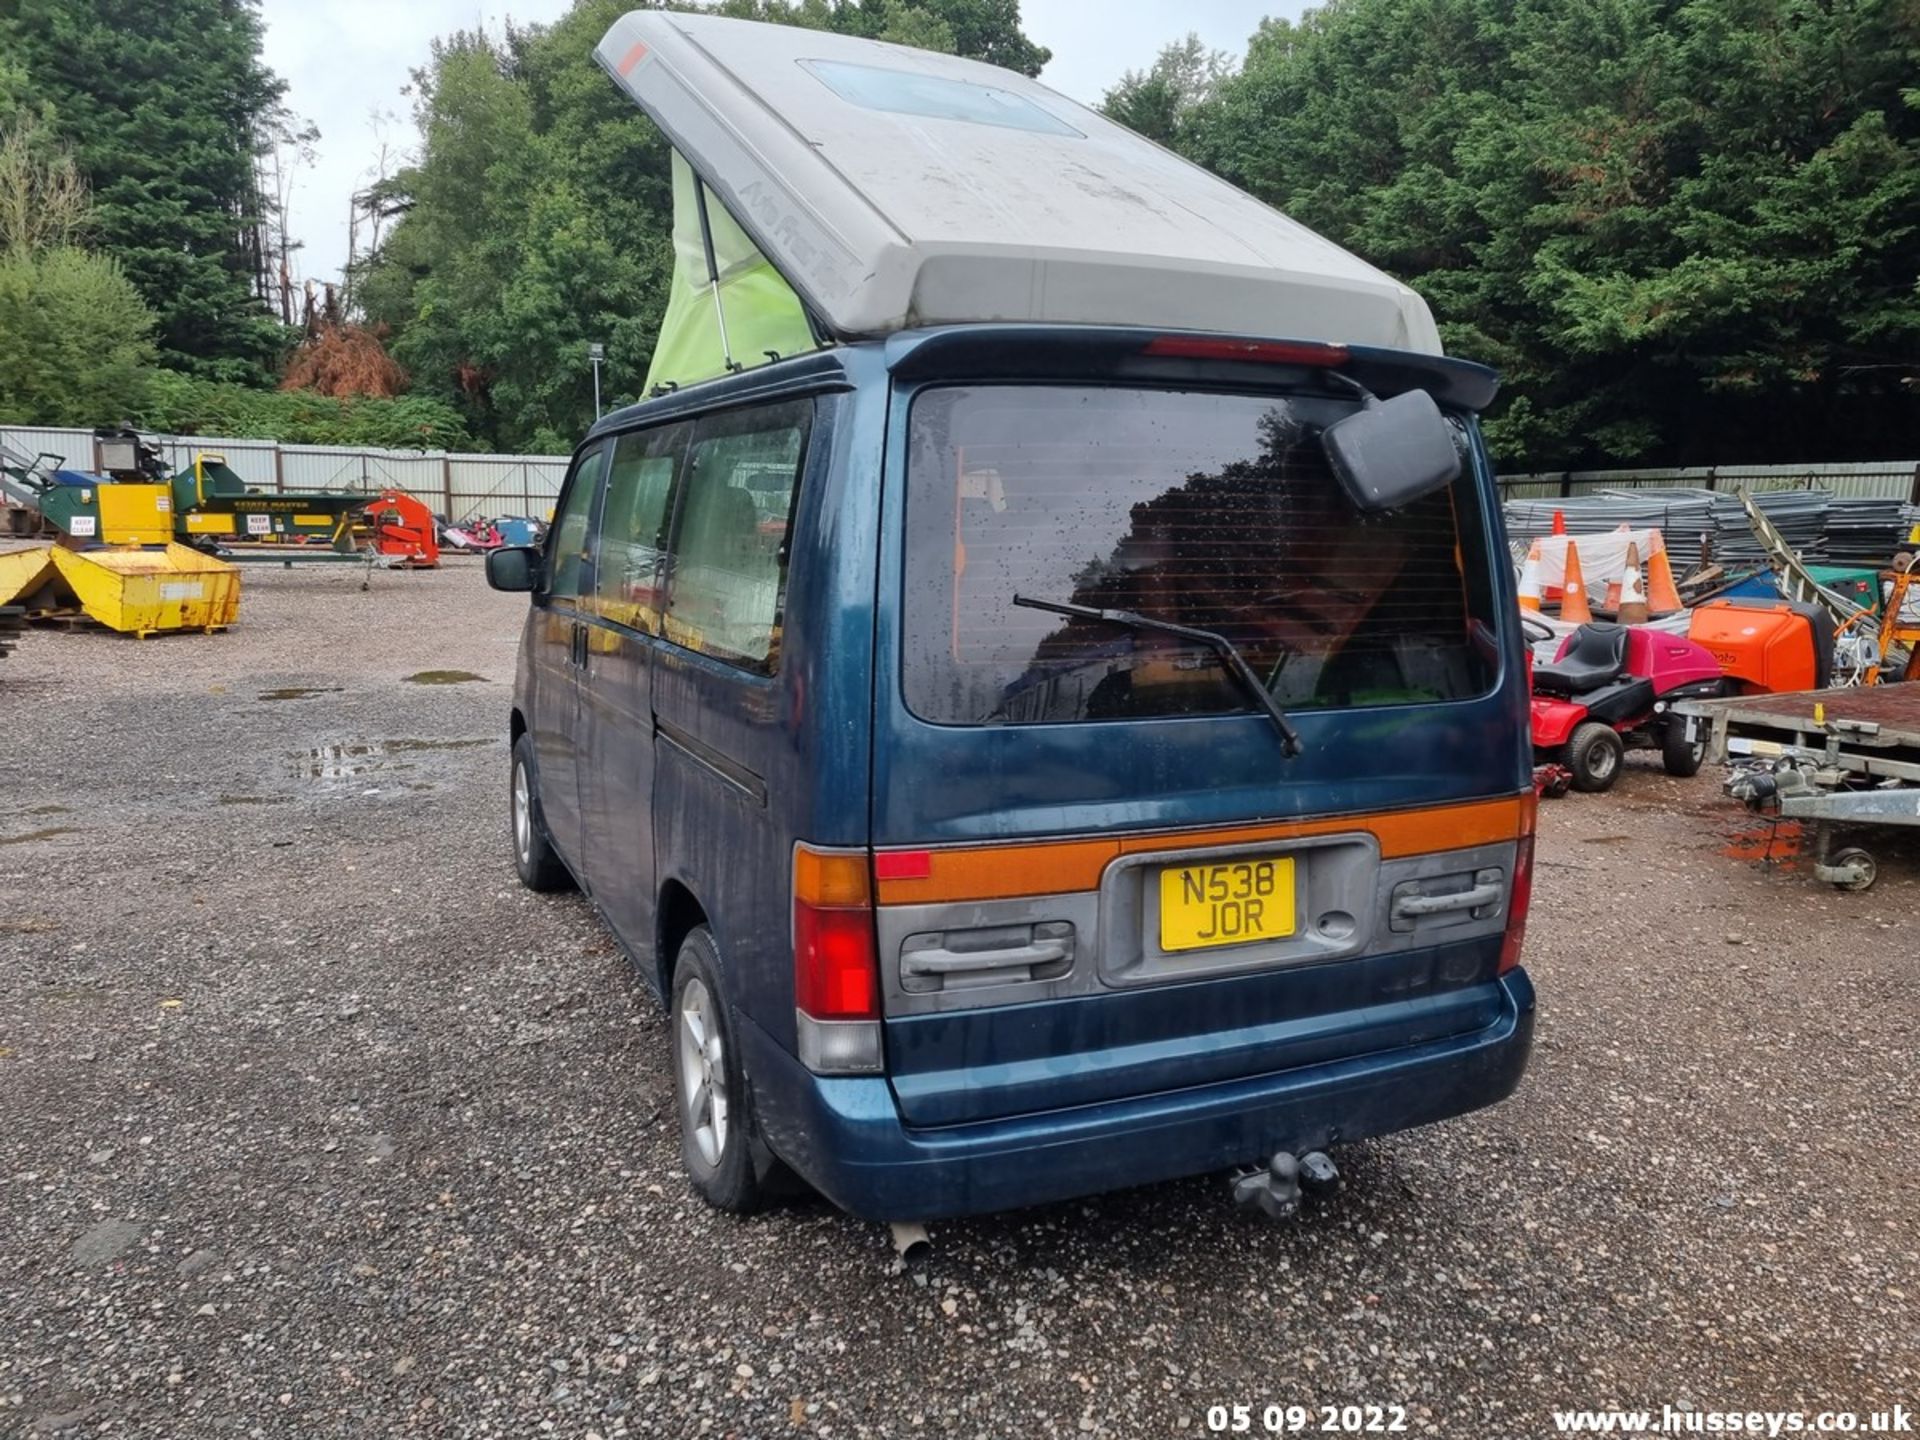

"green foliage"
[1101,34,1235,149]
[0,0,292,383]
[0,246,157,426]
[137,371,479,451]
[1178,0,1920,470]
[360,0,1049,451]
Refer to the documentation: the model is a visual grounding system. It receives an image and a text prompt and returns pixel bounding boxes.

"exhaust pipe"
[888,1221,931,1266]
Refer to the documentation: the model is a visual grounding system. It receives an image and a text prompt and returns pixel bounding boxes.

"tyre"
[671,927,763,1213]
[1829,847,1877,893]
[1566,722,1625,793]
[1661,720,1705,778]
[509,733,574,892]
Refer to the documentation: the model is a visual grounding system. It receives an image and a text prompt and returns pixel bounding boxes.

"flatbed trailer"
[1674,684,1920,891]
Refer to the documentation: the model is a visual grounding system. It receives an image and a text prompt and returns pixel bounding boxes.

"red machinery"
[362,490,440,568]
[1524,619,1729,792]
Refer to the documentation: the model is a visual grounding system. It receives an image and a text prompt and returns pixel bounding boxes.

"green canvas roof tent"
[596,11,1444,393]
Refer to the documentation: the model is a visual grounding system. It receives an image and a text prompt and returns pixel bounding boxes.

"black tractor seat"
[1533,623,1630,696]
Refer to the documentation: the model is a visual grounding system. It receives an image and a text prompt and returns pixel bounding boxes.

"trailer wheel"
[1829,847,1877,893]
[1567,723,1625,793]
[1661,722,1706,778]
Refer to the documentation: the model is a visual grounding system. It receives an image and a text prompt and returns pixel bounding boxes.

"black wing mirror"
[1320,387,1462,512]
[485,545,541,592]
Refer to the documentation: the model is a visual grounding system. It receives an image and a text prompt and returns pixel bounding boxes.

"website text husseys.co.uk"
[1551,1406,1912,1435]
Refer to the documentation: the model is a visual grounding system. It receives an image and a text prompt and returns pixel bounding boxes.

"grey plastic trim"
[876,838,1518,1018]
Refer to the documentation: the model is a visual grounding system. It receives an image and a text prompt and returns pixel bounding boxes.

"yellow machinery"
[0,542,239,638]
[96,484,175,545]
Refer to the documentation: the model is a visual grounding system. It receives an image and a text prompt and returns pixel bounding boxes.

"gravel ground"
[1,561,1915,1439]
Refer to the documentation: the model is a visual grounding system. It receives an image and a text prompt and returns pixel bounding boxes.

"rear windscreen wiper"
[1012,595,1304,756]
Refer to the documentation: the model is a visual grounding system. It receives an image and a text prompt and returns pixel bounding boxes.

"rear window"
[901,385,1497,726]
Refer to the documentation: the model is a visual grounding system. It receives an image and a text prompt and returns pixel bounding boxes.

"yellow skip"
[0,542,240,637]
[55,543,240,636]
[0,546,59,608]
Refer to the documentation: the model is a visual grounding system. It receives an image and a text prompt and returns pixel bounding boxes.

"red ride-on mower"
[1522,618,1728,792]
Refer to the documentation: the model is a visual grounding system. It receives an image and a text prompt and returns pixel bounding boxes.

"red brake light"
[1142,336,1351,367]
[793,846,878,1021]
[1498,799,1536,975]
[794,903,879,1019]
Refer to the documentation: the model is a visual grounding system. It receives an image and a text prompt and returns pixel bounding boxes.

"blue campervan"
[483,12,1536,1225]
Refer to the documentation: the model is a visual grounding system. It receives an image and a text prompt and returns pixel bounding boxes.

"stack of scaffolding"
[1504,490,1718,569]
[1505,488,1920,572]
[1826,498,1916,563]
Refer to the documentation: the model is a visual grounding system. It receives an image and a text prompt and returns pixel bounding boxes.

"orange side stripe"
[874,796,1527,906]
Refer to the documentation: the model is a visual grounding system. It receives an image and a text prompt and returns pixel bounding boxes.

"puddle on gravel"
[0,826,80,845]
[294,738,495,781]
[259,686,343,702]
[404,670,486,685]
[23,804,70,816]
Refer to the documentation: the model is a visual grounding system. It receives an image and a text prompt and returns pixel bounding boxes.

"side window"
[546,442,609,601]
[593,424,687,632]
[662,399,813,673]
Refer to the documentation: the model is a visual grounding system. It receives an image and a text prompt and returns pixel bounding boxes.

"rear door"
[648,398,819,1031]
[527,440,609,869]
[578,422,688,957]
[873,378,1528,1127]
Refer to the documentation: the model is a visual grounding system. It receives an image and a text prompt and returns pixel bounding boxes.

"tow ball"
[1230,1150,1340,1221]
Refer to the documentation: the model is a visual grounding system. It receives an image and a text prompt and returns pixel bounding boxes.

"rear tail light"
[793,845,883,1073]
[1498,796,1536,975]
[1142,335,1351,367]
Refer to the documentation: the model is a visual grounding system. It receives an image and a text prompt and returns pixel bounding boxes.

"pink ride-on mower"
[1522,618,1728,793]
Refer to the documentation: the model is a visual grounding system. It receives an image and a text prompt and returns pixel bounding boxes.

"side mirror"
[485,545,541,592]
[1320,388,1462,512]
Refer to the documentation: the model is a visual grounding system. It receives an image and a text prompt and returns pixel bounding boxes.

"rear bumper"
[741,969,1536,1221]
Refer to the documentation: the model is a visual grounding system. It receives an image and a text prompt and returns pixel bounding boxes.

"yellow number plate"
[1158,857,1296,953]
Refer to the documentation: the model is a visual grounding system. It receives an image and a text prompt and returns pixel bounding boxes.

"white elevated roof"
[594,12,1444,354]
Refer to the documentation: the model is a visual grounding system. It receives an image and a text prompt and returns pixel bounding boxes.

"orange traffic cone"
[1560,542,1593,624]
[1646,543,1683,614]
[1552,510,1566,535]
[1617,542,1650,624]
[1518,542,1544,611]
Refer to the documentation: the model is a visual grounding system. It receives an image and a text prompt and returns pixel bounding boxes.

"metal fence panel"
[1,423,569,522]
[1501,461,1919,501]
[279,446,447,497]
[153,437,280,489]
[0,425,95,470]
[447,455,570,521]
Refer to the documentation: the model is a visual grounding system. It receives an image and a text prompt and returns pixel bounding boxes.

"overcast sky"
[257,0,1297,285]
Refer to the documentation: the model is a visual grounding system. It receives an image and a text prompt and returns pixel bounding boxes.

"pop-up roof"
[595,11,1443,363]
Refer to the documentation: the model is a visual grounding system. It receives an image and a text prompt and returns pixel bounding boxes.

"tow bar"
[1230,1150,1340,1221]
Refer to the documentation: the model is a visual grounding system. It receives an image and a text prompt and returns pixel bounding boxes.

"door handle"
[571,620,586,669]
[901,939,1072,978]
[1390,876,1502,920]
